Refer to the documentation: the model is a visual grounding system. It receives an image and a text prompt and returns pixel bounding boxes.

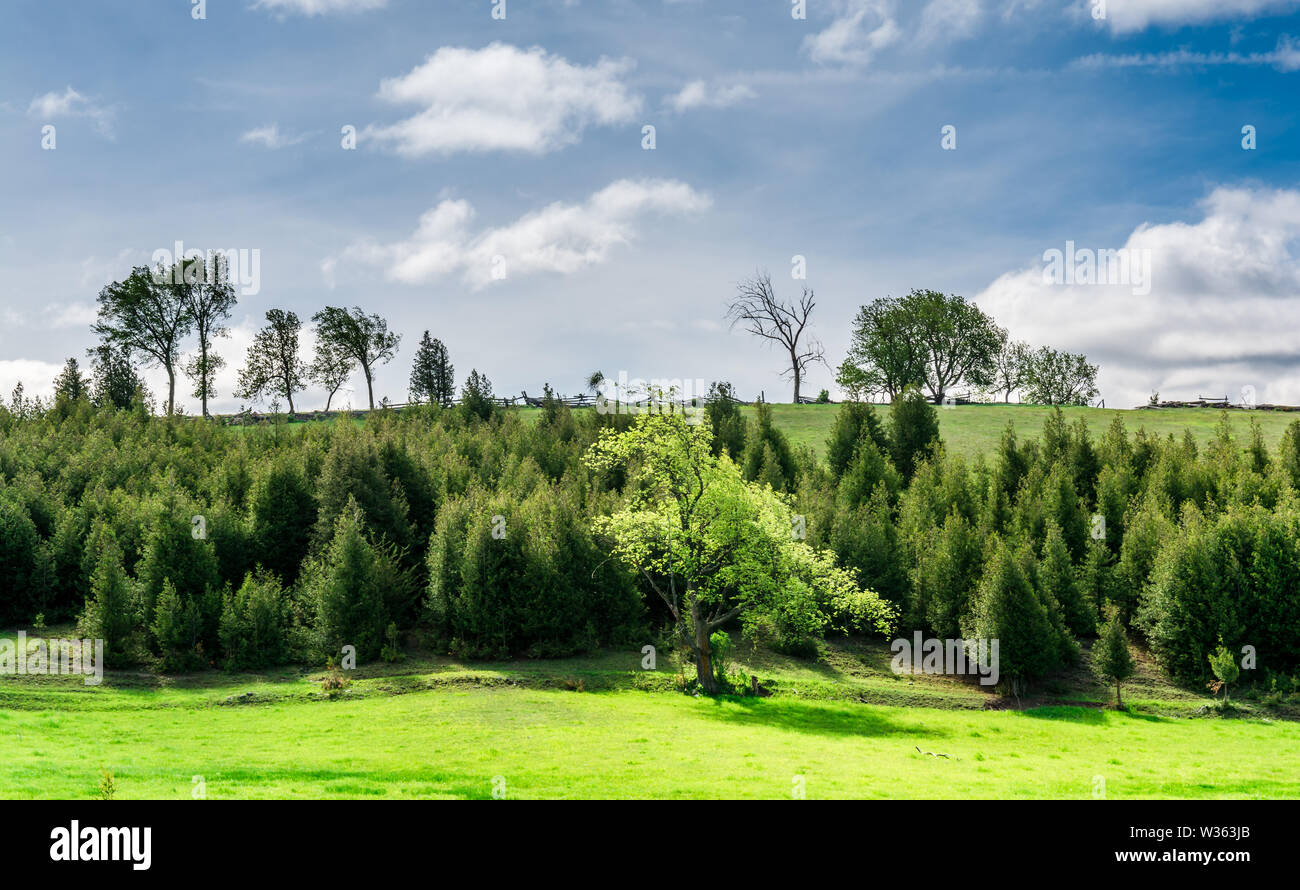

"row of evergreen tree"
[0,388,1297,694]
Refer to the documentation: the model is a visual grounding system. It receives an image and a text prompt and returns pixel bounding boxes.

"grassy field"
[742,403,1300,462]
[239,403,1300,464]
[3,629,1297,799]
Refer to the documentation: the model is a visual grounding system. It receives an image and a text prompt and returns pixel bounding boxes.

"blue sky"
[2,0,1299,412]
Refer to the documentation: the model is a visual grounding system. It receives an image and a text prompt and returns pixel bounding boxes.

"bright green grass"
[2,683,1296,799]
[2,633,1295,799]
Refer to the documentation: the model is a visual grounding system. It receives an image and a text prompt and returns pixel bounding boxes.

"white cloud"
[342,178,712,289]
[239,123,310,149]
[0,360,64,403]
[364,43,642,156]
[1097,0,1300,34]
[252,0,387,15]
[27,86,114,136]
[1073,34,1300,72]
[917,0,983,46]
[803,0,901,66]
[667,80,757,112]
[975,186,1300,408]
[44,302,98,329]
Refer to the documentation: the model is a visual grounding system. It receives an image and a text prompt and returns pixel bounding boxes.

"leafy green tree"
[889,387,941,480]
[312,306,400,410]
[990,337,1031,402]
[840,291,1001,405]
[177,256,237,418]
[237,309,307,414]
[308,336,355,411]
[586,413,893,694]
[93,265,192,414]
[1093,610,1135,707]
[837,299,925,401]
[1023,347,1099,406]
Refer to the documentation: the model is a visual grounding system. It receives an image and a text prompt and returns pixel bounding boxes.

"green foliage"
[888,388,940,480]
[704,381,747,459]
[409,331,455,408]
[219,571,291,670]
[741,402,798,491]
[1093,610,1135,706]
[304,499,399,662]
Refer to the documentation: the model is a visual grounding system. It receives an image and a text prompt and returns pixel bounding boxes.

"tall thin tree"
[93,265,192,414]
[177,255,237,418]
[237,309,308,414]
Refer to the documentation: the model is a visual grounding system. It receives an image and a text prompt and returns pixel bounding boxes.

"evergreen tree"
[1093,610,1135,708]
[78,536,137,666]
[53,357,91,404]
[968,539,1058,694]
[889,387,940,480]
[1040,520,1094,636]
[408,331,445,405]
[305,499,393,662]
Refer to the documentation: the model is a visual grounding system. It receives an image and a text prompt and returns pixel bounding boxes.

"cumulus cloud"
[27,86,114,136]
[803,0,901,66]
[253,0,387,15]
[1095,0,1300,35]
[975,186,1300,408]
[239,123,311,149]
[364,43,642,156]
[667,80,757,112]
[342,178,711,289]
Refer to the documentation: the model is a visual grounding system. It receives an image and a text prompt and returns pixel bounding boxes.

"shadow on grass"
[692,694,951,740]
[1022,705,1167,724]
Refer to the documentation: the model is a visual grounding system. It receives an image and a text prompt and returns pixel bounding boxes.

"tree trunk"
[1116,681,1122,709]
[199,342,209,418]
[790,349,801,403]
[692,603,716,694]
[166,364,176,415]
[363,365,375,409]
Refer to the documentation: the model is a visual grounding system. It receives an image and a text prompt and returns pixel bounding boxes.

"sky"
[1,0,1299,413]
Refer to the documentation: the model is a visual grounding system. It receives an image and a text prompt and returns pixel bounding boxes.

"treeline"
[836,289,1100,406]
[40,259,471,419]
[1,387,1297,695]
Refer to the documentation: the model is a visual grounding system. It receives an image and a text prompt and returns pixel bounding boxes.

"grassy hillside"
[741,403,1300,462]
[3,628,1296,799]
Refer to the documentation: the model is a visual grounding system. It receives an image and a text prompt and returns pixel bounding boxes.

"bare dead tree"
[726,272,827,402]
